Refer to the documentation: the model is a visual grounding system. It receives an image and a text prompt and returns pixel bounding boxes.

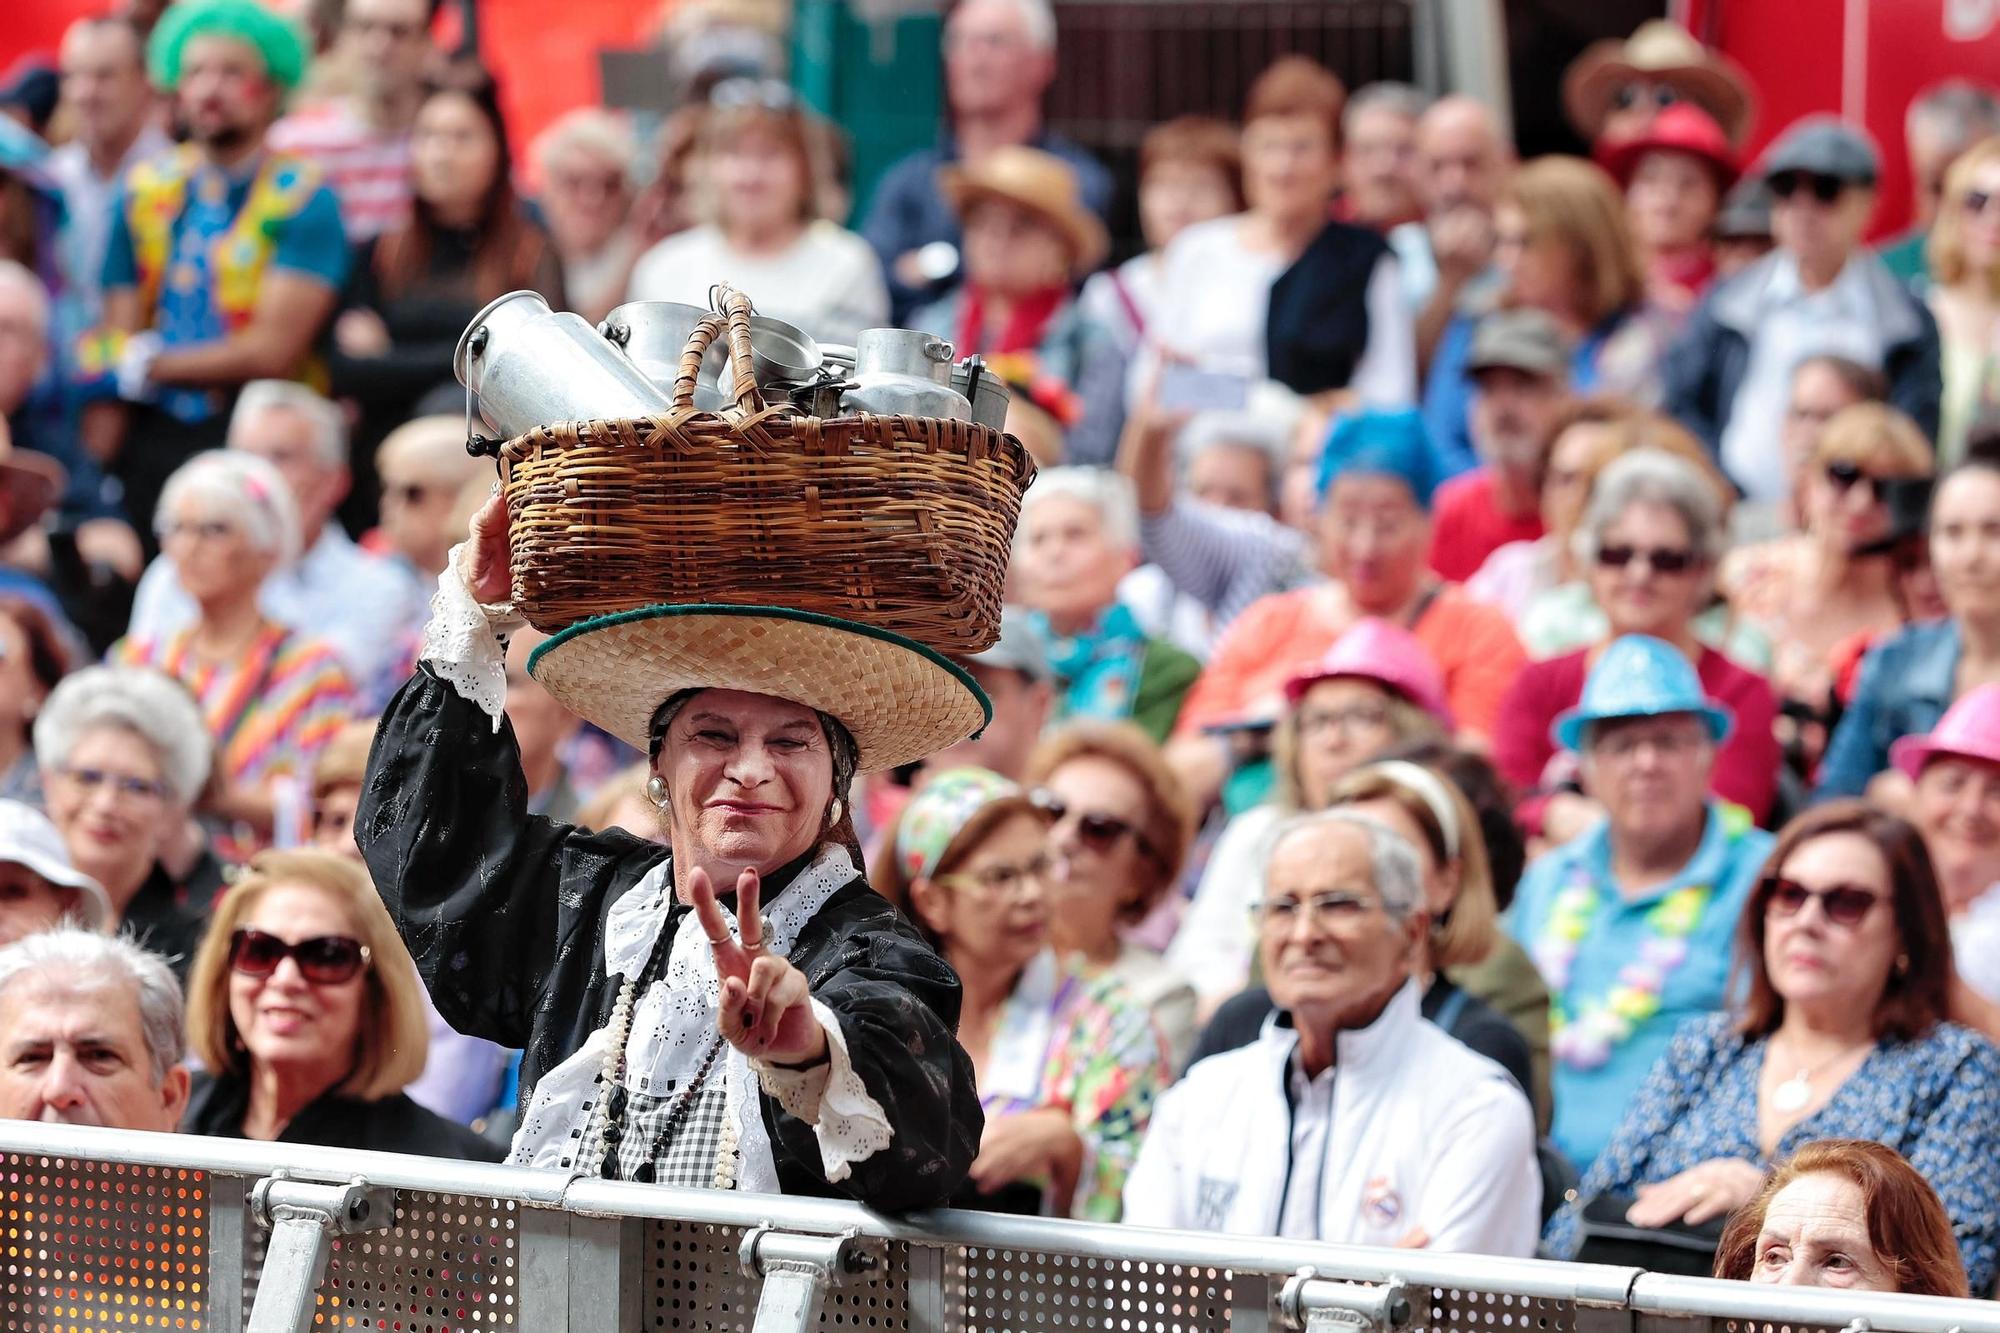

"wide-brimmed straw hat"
[1563,20,1755,146]
[940,145,1110,275]
[528,604,991,775]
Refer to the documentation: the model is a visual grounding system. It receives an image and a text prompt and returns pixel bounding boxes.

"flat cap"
[1759,115,1880,186]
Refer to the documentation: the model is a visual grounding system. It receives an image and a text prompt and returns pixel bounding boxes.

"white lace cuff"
[751,998,893,1184]
[417,542,522,730]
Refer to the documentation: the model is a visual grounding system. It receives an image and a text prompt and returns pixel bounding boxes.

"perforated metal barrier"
[1,1123,1995,1333]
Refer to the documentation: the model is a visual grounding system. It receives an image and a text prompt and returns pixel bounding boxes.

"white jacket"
[1122,982,1540,1255]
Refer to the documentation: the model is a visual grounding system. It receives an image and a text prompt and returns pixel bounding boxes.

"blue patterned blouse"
[1543,1012,2000,1293]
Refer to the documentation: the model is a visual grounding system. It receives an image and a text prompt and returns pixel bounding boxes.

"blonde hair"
[1929,135,2000,296]
[1502,156,1647,325]
[1329,764,1498,969]
[186,851,429,1101]
[695,103,845,225]
[1814,402,1936,478]
[1022,720,1196,919]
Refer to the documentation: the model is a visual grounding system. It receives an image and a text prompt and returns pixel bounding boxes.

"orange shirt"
[1174,582,1526,742]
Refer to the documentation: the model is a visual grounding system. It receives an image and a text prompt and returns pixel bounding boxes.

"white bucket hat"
[0,800,111,931]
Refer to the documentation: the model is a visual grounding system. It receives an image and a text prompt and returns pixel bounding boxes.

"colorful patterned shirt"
[109,623,355,854]
[982,950,1171,1221]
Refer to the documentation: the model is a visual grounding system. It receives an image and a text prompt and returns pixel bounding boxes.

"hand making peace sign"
[688,865,830,1068]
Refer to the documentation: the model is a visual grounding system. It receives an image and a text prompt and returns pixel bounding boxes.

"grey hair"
[154,449,302,564]
[1176,411,1290,502]
[1572,447,1728,568]
[1017,466,1140,555]
[230,379,347,471]
[1344,81,1430,134]
[0,926,186,1082]
[1907,80,2000,146]
[34,666,213,806]
[951,0,1056,50]
[1260,809,1426,922]
[532,107,638,182]
[0,260,49,338]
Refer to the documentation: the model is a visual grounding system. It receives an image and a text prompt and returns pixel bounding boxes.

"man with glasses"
[1506,635,1773,1173]
[1663,117,1942,508]
[861,0,1111,321]
[1124,808,1537,1251]
[0,927,188,1132]
[269,0,440,242]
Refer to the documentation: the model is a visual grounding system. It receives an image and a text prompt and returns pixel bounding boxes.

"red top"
[1493,644,1781,828]
[1427,470,1545,583]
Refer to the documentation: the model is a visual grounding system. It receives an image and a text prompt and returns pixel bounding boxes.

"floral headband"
[895,767,1025,883]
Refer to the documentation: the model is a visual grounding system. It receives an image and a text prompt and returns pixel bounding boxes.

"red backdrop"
[1685,0,2000,238]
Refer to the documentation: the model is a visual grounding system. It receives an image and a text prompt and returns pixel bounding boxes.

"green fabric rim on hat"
[149,0,309,92]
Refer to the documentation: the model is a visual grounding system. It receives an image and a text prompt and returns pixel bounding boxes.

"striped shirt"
[110,623,356,855]
[269,100,411,242]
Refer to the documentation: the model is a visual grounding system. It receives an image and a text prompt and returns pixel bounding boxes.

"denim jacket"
[1815,619,1958,800]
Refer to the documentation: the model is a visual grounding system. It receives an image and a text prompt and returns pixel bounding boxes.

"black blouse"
[183,1071,504,1163]
[355,665,982,1210]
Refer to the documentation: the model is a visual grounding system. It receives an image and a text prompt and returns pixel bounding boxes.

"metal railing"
[1,1119,1995,1333]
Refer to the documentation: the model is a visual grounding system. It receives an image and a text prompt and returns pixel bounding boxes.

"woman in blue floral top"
[1544,802,2000,1292]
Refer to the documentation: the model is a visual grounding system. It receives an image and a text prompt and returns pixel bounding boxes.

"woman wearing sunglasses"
[1540,802,2000,1291]
[875,768,1169,1221]
[1497,449,1780,843]
[1821,443,2000,800]
[1925,135,2000,467]
[1022,721,1197,1068]
[180,850,501,1161]
[1720,404,1933,775]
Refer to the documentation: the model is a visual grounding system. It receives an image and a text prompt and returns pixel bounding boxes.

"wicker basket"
[499,287,1035,653]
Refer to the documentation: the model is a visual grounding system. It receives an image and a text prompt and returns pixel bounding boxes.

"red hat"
[1595,103,1739,192]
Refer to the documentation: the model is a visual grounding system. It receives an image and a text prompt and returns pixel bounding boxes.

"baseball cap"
[1466,309,1572,380]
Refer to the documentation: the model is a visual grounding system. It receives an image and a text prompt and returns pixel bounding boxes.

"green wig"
[148,0,309,93]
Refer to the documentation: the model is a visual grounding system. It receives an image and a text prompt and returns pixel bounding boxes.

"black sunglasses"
[1030,789,1163,866]
[228,927,372,984]
[1763,877,1880,928]
[1767,171,1847,204]
[1824,458,1888,503]
[1595,543,1697,575]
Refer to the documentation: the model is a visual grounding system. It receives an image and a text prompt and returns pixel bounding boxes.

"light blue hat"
[1552,634,1733,753]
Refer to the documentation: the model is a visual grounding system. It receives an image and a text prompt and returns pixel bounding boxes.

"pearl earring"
[646,775,669,808]
[827,798,844,825]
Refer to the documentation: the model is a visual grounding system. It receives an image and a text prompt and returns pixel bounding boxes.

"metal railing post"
[1279,1270,1418,1333]
[244,1175,394,1333]
[738,1225,882,1333]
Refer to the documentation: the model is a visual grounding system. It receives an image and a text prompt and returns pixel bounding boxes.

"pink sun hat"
[1284,617,1454,729]
[1891,684,2000,782]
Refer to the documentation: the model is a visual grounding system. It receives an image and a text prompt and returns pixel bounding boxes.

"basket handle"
[668,285,768,416]
[672,314,727,413]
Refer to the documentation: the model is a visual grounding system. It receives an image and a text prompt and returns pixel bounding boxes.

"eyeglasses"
[1962,189,2000,219]
[1296,701,1394,738]
[58,766,168,803]
[1595,543,1698,575]
[158,518,237,543]
[228,928,372,984]
[1589,726,1706,763]
[709,77,796,111]
[1030,789,1164,867]
[1767,171,1847,204]
[1763,877,1881,928]
[938,851,1051,897]
[1610,82,1679,113]
[1252,890,1380,933]
[1823,459,1887,503]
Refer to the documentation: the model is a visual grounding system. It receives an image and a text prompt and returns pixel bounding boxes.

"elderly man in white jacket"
[1124,809,1539,1253]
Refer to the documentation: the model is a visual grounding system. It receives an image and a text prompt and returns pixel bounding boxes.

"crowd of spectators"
[7,0,2000,1297]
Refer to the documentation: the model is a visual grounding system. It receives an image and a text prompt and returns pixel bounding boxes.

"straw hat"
[940,145,1110,275]
[528,603,991,775]
[1563,20,1754,146]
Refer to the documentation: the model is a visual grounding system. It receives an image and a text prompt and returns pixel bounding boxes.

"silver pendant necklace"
[1769,1041,1871,1115]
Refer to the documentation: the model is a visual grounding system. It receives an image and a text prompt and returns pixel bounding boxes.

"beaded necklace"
[1534,860,1713,1071]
